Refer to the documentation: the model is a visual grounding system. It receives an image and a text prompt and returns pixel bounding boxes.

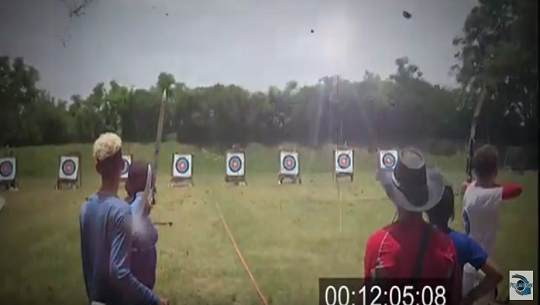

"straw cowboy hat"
[377,148,445,212]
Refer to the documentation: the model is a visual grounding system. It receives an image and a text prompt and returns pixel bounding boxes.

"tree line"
[0,0,536,153]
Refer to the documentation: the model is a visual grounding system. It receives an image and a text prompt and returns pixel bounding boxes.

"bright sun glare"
[315,15,353,72]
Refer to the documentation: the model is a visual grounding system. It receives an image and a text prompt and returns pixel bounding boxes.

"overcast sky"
[0,0,477,100]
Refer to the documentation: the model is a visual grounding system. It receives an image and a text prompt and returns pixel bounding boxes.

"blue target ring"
[228,155,242,173]
[382,153,396,169]
[0,160,13,178]
[175,157,190,174]
[61,159,77,176]
[282,155,297,171]
[337,153,351,169]
[121,157,130,175]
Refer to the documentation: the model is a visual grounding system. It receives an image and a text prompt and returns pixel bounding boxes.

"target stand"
[278,150,301,184]
[334,147,354,182]
[55,152,82,190]
[0,153,18,191]
[169,153,193,187]
[120,154,133,183]
[224,148,246,186]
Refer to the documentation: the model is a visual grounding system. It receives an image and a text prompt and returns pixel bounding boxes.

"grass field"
[0,143,537,304]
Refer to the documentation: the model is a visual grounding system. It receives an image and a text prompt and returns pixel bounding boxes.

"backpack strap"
[411,224,432,278]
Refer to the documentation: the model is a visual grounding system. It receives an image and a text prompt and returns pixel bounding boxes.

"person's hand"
[158,297,170,305]
[461,181,469,195]
[146,198,154,215]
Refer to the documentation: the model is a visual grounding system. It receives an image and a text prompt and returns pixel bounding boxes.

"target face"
[379,150,398,170]
[58,156,79,180]
[62,160,76,175]
[228,156,242,172]
[120,155,132,179]
[0,157,16,181]
[335,150,353,173]
[226,152,245,176]
[280,151,299,175]
[175,158,189,174]
[172,154,192,177]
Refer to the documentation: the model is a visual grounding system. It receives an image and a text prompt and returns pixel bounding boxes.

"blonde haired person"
[79,132,169,305]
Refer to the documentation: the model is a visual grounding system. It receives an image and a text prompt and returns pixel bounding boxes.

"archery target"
[280,151,299,175]
[226,152,245,176]
[379,150,399,170]
[335,150,353,173]
[58,156,79,180]
[172,154,192,178]
[0,157,16,181]
[120,155,132,179]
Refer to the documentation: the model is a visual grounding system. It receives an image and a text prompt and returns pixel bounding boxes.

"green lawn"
[0,143,537,304]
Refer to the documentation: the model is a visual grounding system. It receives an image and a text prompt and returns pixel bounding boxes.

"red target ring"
[0,160,13,178]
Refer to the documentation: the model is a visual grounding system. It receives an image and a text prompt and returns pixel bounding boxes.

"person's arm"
[449,249,463,305]
[363,231,382,279]
[133,216,159,249]
[147,219,159,246]
[461,182,471,195]
[461,238,503,305]
[79,211,92,299]
[462,257,503,305]
[362,230,392,305]
[109,206,160,305]
[363,230,393,280]
[363,237,375,279]
[500,183,522,200]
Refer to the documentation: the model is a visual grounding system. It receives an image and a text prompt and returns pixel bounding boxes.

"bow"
[149,88,168,205]
[465,84,487,182]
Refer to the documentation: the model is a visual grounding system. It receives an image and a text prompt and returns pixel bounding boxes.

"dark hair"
[96,149,123,178]
[472,144,499,180]
[426,185,455,228]
[125,160,156,205]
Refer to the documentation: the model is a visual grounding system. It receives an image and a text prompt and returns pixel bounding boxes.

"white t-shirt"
[462,181,503,255]
[462,182,503,276]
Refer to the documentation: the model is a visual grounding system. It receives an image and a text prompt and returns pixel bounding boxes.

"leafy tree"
[453,0,538,145]
[0,0,535,169]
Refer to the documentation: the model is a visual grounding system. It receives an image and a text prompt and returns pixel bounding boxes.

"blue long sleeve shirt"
[79,194,159,305]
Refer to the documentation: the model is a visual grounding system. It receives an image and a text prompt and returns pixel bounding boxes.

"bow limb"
[150,89,168,205]
[465,84,487,182]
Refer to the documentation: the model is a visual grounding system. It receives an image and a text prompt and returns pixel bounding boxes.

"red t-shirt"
[364,218,461,302]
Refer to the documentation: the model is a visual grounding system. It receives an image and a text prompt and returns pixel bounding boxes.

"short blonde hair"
[93,132,122,161]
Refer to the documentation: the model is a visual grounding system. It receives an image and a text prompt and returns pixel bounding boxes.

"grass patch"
[0,144,537,304]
